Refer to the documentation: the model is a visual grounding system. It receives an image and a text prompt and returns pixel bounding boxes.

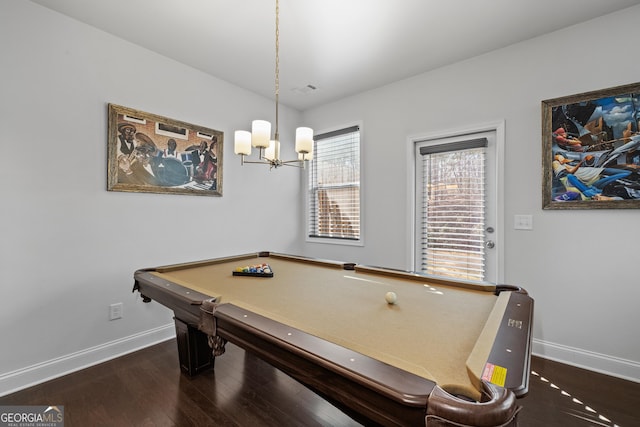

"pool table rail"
[133,269,214,325]
[153,251,356,273]
[485,290,533,397]
[354,264,527,295]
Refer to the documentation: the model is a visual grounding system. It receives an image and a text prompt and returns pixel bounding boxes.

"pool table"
[133,251,533,427]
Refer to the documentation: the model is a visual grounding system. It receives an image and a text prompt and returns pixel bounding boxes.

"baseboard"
[0,323,176,397]
[532,338,640,383]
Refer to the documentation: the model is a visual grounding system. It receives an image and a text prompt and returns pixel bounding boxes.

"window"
[417,137,488,281]
[308,126,361,241]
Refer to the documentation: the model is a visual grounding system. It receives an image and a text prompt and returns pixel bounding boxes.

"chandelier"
[233,0,314,169]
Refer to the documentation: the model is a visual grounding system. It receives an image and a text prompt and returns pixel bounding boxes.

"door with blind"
[414,129,499,283]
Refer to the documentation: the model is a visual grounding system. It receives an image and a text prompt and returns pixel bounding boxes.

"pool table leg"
[174,317,215,375]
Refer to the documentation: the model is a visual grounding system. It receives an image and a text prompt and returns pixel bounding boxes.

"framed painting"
[542,82,640,209]
[107,104,223,196]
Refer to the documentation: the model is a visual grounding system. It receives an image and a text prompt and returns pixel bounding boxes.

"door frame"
[406,120,505,284]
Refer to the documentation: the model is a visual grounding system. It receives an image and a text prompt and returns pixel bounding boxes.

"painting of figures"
[107,104,223,196]
[542,83,640,209]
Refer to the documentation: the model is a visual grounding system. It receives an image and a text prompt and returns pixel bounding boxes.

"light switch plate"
[514,214,533,230]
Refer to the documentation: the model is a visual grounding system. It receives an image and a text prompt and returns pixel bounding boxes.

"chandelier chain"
[274,0,280,140]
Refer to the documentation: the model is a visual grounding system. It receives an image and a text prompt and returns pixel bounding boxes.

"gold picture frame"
[107,104,223,196]
[542,82,640,209]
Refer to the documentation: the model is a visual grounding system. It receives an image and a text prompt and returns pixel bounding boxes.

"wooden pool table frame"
[133,252,533,427]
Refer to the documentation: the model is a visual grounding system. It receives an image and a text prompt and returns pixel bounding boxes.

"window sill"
[305,236,364,247]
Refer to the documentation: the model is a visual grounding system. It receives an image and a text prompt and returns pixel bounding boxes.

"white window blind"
[308,126,360,240]
[419,138,487,281]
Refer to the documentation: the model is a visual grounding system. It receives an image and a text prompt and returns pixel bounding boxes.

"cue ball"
[385,291,397,304]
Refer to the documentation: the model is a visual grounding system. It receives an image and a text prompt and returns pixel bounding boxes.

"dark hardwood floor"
[1,339,638,426]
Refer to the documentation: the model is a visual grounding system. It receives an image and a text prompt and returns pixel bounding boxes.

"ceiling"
[31,0,640,111]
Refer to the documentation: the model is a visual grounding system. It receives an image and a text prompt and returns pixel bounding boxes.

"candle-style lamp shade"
[234,130,251,155]
[264,140,281,161]
[251,120,271,148]
[295,127,313,154]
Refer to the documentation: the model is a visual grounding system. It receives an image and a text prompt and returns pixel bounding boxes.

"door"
[414,127,502,284]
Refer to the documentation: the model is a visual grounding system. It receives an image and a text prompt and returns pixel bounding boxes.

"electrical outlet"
[109,302,123,320]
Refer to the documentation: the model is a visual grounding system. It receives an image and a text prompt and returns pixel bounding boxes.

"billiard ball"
[385,291,397,304]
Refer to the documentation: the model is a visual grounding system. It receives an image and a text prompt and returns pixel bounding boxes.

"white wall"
[301,7,640,382]
[0,0,303,395]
